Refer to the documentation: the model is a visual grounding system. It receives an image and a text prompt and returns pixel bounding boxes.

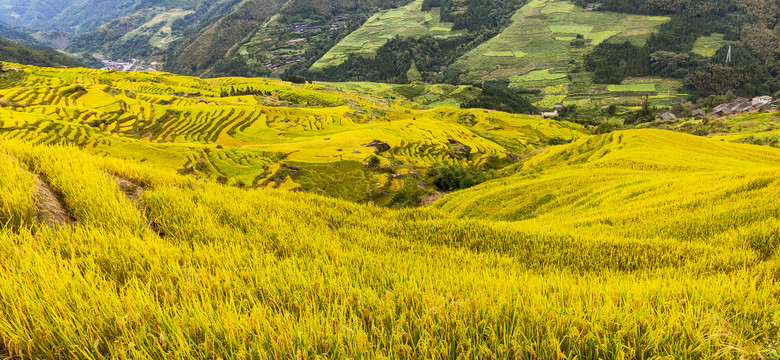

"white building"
[752,96,772,105]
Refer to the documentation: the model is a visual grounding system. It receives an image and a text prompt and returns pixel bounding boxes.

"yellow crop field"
[1,64,780,358]
[0,62,583,202]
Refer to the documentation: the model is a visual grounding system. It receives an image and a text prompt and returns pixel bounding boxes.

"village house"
[692,109,706,117]
[299,26,323,34]
[752,96,772,105]
[658,112,677,121]
[709,96,777,117]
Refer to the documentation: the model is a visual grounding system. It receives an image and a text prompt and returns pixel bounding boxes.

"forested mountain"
[0,21,39,43]
[67,0,249,62]
[0,37,86,68]
[3,0,779,104]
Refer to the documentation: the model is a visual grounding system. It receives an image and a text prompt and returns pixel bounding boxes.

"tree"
[367,156,381,169]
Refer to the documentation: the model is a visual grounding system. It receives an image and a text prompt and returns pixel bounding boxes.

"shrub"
[427,164,485,191]
[367,156,381,169]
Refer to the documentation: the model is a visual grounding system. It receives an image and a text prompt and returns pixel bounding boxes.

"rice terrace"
[1,0,780,357]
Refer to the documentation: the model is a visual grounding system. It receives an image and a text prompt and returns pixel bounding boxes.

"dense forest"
[584,0,780,97]
[280,0,411,16]
[0,22,39,44]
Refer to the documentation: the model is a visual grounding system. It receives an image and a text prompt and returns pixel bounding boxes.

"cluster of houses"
[541,103,564,117]
[95,55,162,72]
[262,15,351,71]
[286,23,324,35]
[262,53,302,71]
[0,64,20,73]
[285,15,349,35]
[657,96,777,121]
[284,15,349,35]
[708,96,777,117]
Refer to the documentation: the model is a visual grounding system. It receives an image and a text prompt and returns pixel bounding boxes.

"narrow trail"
[35,177,73,226]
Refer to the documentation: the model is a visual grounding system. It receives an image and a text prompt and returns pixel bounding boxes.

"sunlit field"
[1,64,779,359]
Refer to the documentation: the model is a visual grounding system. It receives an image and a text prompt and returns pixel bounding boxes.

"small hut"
[658,112,677,121]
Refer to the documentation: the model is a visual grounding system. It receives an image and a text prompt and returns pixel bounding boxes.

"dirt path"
[35,177,73,226]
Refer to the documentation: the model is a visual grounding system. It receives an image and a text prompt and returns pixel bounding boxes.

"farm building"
[752,96,772,105]
[692,109,706,117]
[658,112,677,121]
[709,97,776,117]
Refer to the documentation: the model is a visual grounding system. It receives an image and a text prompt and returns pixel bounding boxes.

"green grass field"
[692,33,732,58]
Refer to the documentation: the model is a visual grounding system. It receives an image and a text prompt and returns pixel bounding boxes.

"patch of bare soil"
[114,176,144,204]
[421,192,444,207]
[35,177,73,226]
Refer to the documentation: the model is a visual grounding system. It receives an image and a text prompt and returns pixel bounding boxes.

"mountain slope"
[0,37,86,68]
[0,0,77,31]
[434,129,780,242]
[166,0,287,76]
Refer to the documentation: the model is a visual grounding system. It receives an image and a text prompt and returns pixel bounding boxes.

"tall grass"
[0,154,36,230]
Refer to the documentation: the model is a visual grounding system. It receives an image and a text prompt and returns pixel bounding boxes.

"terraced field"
[321,81,482,108]
[311,0,464,70]
[692,33,734,58]
[0,63,583,201]
[451,0,678,108]
[1,123,780,358]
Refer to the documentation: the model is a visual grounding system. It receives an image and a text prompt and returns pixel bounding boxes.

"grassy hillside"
[0,63,582,204]
[1,125,780,357]
[435,129,780,232]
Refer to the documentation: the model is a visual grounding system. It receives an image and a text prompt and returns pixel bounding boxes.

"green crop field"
[692,33,733,58]
[452,0,671,108]
[311,0,464,70]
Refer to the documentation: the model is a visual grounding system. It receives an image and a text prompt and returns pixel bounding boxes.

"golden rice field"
[1,64,780,359]
[0,63,582,201]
